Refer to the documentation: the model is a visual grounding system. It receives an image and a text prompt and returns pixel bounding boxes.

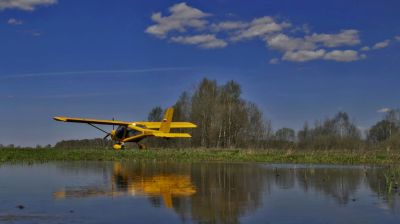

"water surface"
[0,161,399,223]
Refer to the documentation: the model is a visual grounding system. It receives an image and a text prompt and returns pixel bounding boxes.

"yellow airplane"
[53,107,196,150]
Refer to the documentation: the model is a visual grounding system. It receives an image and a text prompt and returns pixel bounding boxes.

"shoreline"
[1,148,400,165]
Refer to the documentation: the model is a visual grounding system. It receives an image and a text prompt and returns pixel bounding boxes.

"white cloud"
[282,49,325,62]
[266,33,364,63]
[306,29,360,47]
[145,2,210,38]
[269,58,279,64]
[291,24,311,34]
[360,46,370,51]
[7,18,23,25]
[265,34,316,52]
[231,16,291,41]
[360,54,367,59]
[32,31,41,36]
[19,29,41,37]
[0,0,57,11]
[324,50,360,62]
[372,39,390,49]
[211,21,248,31]
[377,108,391,113]
[276,42,363,62]
[301,24,310,34]
[145,3,395,63]
[170,34,227,49]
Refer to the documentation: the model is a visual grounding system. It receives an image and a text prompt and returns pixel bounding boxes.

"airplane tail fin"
[159,107,174,133]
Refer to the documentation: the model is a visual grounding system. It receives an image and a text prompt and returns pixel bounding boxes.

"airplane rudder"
[160,107,173,133]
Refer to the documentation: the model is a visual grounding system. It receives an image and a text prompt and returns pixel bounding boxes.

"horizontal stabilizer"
[137,122,197,129]
[152,133,192,138]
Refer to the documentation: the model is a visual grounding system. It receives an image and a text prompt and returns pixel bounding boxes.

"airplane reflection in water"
[53,162,196,208]
[52,162,400,223]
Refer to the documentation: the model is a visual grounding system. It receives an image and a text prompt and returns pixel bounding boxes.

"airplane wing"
[152,133,192,138]
[135,122,197,129]
[54,117,197,128]
[53,116,131,126]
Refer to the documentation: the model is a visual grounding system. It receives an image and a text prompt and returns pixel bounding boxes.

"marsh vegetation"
[1,148,400,165]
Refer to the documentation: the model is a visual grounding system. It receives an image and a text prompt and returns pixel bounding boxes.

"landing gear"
[113,142,147,150]
[113,143,124,150]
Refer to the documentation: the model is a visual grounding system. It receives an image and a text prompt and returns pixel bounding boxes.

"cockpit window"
[114,126,142,139]
[127,128,141,137]
[115,126,126,139]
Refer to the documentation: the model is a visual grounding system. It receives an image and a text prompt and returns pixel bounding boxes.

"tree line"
[146,78,400,150]
[2,78,399,150]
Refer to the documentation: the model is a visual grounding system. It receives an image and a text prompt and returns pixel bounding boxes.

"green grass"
[1,148,400,165]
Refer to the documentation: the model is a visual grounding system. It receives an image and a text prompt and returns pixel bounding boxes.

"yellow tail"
[159,107,173,133]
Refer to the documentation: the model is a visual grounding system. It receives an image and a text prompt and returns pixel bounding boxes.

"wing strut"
[87,123,109,135]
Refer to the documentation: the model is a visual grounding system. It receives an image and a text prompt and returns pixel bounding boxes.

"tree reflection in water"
[365,166,400,212]
[295,167,362,204]
[178,163,270,223]
[54,161,400,222]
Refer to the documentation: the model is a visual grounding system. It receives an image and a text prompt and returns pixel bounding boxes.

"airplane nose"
[111,130,116,140]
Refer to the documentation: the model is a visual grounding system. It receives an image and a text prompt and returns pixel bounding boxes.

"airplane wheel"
[113,143,124,151]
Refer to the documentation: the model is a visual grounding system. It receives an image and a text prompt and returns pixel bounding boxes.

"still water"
[0,161,399,224]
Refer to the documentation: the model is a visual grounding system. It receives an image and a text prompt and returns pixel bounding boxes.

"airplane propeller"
[103,117,115,140]
[103,133,110,140]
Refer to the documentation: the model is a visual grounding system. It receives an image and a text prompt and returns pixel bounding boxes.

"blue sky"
[0,0,399,146]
